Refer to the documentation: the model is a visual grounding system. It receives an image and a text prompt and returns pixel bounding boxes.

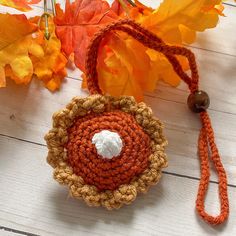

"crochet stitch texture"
[45,95,168,209]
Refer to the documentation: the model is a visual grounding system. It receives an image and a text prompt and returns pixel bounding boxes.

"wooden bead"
[187,90,210,113]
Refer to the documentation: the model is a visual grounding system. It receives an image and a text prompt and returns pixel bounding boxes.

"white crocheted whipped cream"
[92,130,123,159]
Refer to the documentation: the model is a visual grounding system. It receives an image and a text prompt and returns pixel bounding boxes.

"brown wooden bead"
[187,90,210,113]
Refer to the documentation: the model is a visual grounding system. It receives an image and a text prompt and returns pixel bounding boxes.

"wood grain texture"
[1,136,236,236]
[0,1,236,236]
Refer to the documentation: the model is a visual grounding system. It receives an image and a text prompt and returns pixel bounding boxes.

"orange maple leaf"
[0,0,41,11]
[0,14,67,91]
[31,17,68,91]
[54,0,118,71]
[0,14,41,87]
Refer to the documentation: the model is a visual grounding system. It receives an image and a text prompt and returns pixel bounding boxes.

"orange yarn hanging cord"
[197,111,229,224]
[85,19,229,225]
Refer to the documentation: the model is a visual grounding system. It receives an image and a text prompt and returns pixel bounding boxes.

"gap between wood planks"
[224,2,236,7]
[1,132,236,189]
[0,226,39,236]
[64,73,236,116]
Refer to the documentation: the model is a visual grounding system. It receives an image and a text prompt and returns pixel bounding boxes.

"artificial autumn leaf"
[111,0,152,17]
[202,4,225,16]
[0,0,41,11]
[32,18,68,91]
[131,0,223,73]
[54,0,118,71]
[111,0,127,15]
[0,14,67,91]
[82,0,224,100]
[32,33,68,91]
[97,34,152,101]
[0,13,42,87]
[146,49,190,87]
[87,36,189,101]
[136,0,224,44]
[81,1,191,100]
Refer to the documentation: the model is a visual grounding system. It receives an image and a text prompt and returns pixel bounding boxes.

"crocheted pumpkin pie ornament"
[45,20,229,225]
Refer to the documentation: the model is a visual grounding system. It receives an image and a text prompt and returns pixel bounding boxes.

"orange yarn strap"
[85,19,229,225]
[197,111,229,224]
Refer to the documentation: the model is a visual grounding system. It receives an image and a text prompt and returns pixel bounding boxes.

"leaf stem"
[51,0,56,16]
[126,0,136,7]
[43,0,50,39]
[118,0,130,15]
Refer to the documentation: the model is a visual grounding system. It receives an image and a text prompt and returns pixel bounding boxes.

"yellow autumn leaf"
[137,0,222,86]
[81,0,224,100]
[84,32,187,101]
[0,14,43,87]
[146,49,189,87]
[0,14,67,91]
[138,0,223,44]
[82,0,224,100]
[97,34,148,101]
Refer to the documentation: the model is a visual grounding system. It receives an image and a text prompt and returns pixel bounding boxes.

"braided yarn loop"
[45,19,229,224]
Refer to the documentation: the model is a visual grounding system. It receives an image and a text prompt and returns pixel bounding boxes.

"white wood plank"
[0,231,21,236]
[0,4,43,18]
[225,0,236,6]
[0,136,236,236]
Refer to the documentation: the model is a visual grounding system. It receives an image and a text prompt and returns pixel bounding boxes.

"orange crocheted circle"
[65,110,151,191]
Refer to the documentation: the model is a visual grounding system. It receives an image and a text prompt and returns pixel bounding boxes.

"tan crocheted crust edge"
[45,95,168,209]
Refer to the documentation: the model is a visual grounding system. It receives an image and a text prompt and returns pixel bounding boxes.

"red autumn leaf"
[111,0,131,15]
[111,0,125,15]
[54,0,118,71]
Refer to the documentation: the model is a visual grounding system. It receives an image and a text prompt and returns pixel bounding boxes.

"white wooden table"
[0,1,236,235]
